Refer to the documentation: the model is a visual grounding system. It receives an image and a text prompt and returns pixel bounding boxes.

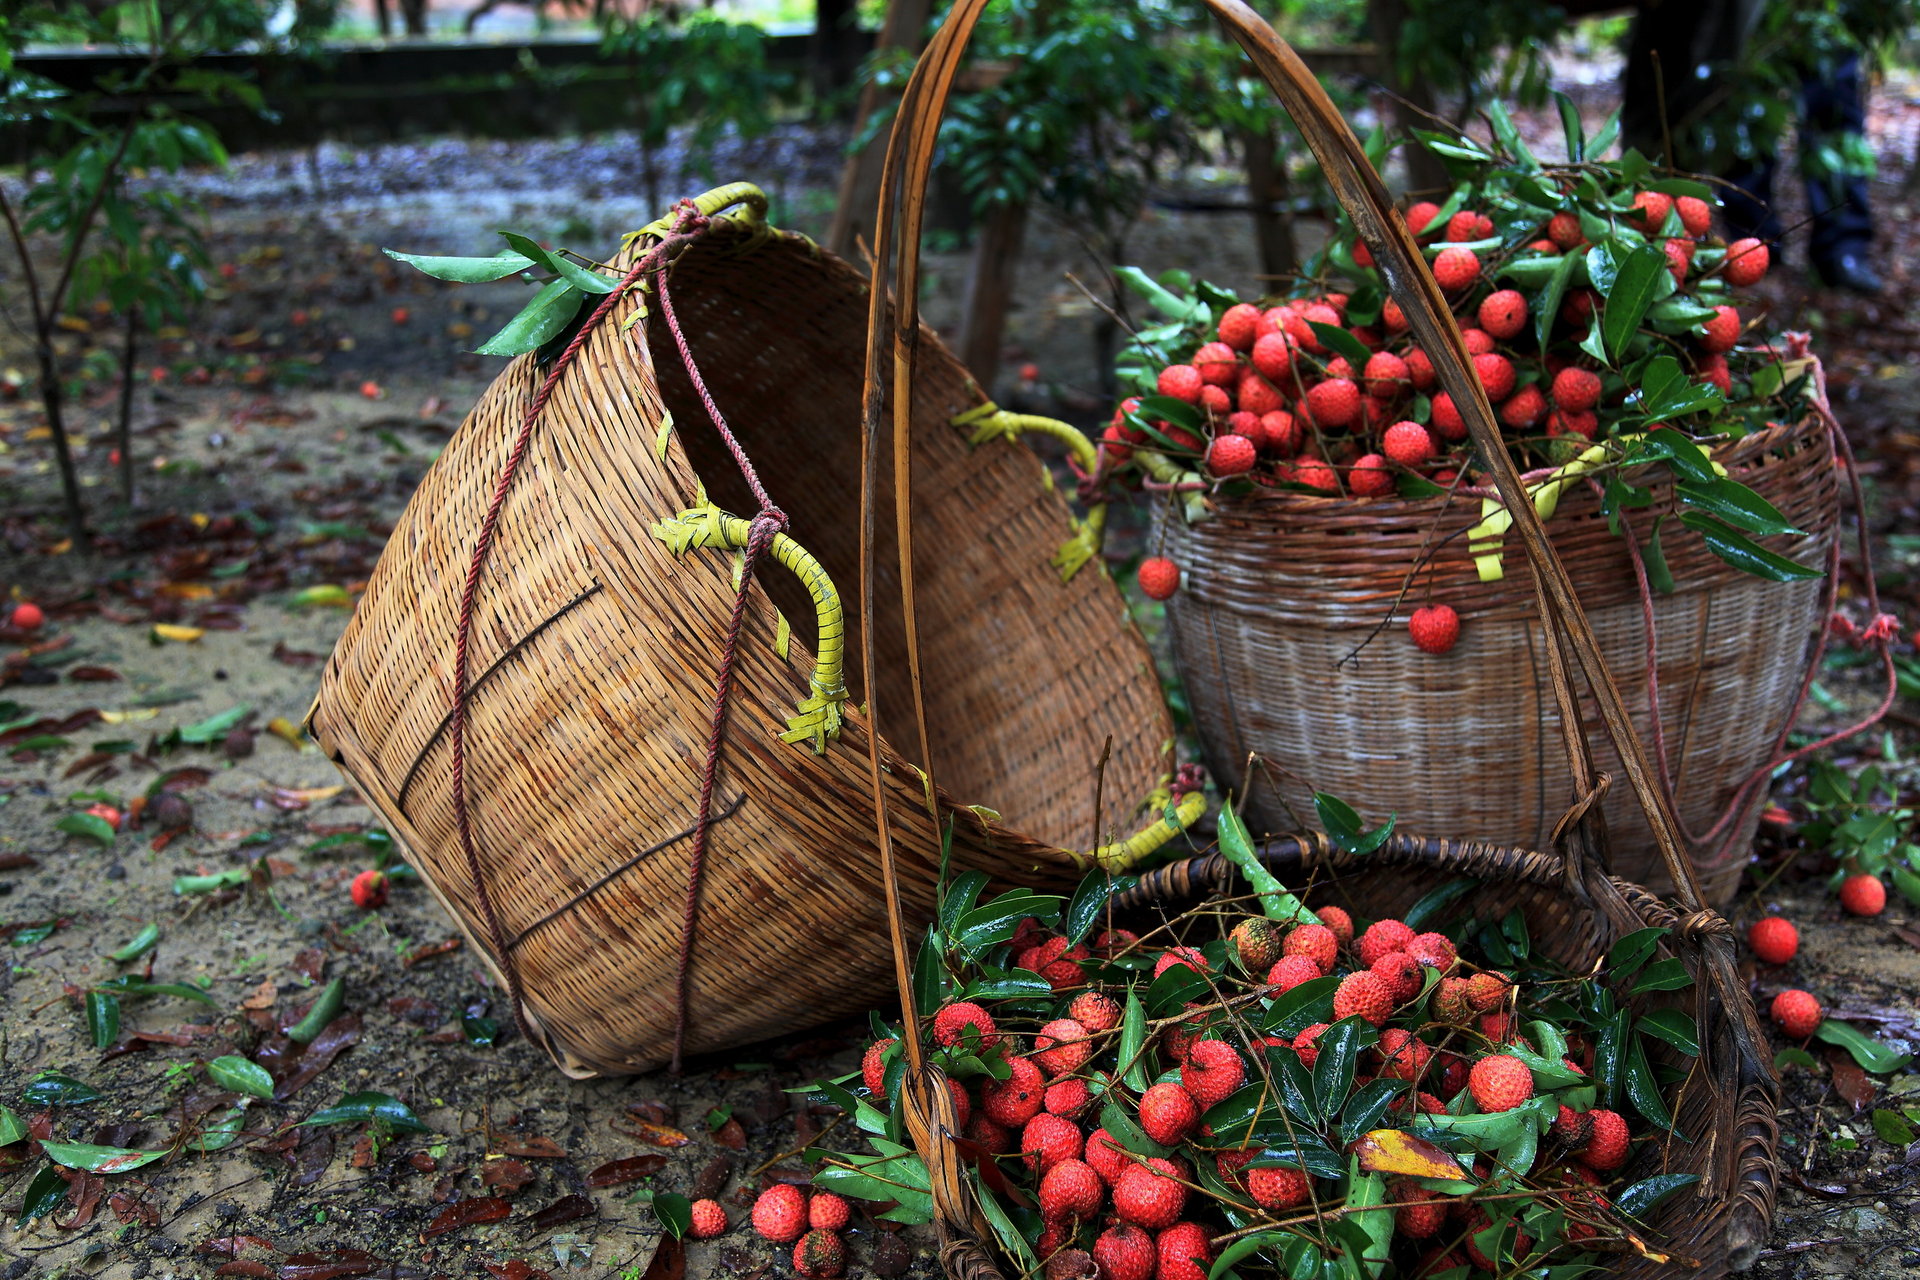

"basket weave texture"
[1113,831,1780,1279]
[308,223,1172,1076]
[1158,415,1837,904]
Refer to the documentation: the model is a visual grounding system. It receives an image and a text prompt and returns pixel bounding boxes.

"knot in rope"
[670,201,712,237]
[748,507,790,542]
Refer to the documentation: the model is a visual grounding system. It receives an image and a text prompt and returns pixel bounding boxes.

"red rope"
[652,253,788,1074]
[447,206,722,1051]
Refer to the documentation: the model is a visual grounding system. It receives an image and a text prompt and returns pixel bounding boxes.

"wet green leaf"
[207,1055,275,1100]
[56,812,117,845]
[187,1102,248,1153]
[474,279,587,357]
[1814,1020,1912,1074]
[176,704,251,745]
[652,1190,692,1240]
[1636,1009,1700,1057]
[1871,1108,1917,1146]
[1628,957,1694,994]
[23,1072,103,1107]
[1613,1172,1701,1219]
[0,1106,24,1146]
[1679,511,1823,582]
[41,1140,165,1174]
[1314,792,1394,856]
[1119,990,1150,1092]
[107,923,159,963]
[86,991,119,1050]
[300,1090,431,1133]
[15,1165,68,1226]
[384,247,536,282]
[1063,869,1135,946]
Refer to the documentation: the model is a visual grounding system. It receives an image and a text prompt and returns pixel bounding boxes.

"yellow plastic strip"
[952,404,1109,580]
[1068,787,1208,873]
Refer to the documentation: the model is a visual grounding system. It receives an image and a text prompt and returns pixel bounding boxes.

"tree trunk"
[957,200,1027,388]
[825,0,936,260]
[810,0,861,116]
[1367,0,1449,195]
[117,304,139,508]
[1243,124,1296,285]
[36,338,88,545]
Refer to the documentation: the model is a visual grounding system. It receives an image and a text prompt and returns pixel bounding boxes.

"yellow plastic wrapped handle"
[950,403,1108,580]
[650,505,848,753]
[1072,787,1208,873]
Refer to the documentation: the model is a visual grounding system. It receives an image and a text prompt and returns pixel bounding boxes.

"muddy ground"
[4,65,1920,1280]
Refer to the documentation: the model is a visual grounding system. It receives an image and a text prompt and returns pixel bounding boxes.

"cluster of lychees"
[736,1183,858,1278]
[841,907,1646,1277]
[1106,191,1768,500]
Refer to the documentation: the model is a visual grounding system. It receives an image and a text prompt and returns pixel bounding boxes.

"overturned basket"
[850,1,1780,1276]
[307,187,1192,1077]
[1160,412,1838,906]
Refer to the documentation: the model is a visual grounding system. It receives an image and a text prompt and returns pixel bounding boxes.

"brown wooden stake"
[957,199,1028,385]
[1242,125,1296,282]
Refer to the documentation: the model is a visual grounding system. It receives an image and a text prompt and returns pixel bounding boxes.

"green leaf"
[1403,878,1476,931]
[1314,791,1394,856]
[1678,511,1823,582]
[938,870,990,940]
[1210,1231,1295,1280]
[1644,517,1676,594]
[1675,477,1801,537]
[1554,90,1585,162]
[186,1101,249,1153]
[174,867,251,894]
[299,1090,432,1133]
[474,279,587,357]
[497,231,619,294]
[1248,1136,1347,1180]
[1578,309,1609,365]
[1635,365,1722,425]
[954,891,1059,957]
[974,1184,1035,1271]
[1636,1009,1700,1057]
[1773,1046,1819,1071]
[1261,974,1340,1038]
[1340,1078,1408,1146]
[41,1140,166,1174]
[1891,864,1920,910]
[1623,1036,1681,1137]
[1629,957,1694,994]
[1872,1108,1917,1146]
[1487,99,1536,169]
[1533,251,1579,352]
[16,1165,69,1226]
[1114,266,1205,321]
[23,1072,103,1107]
[958,968,1051,1001]
[1814,1020,1913,1074]
[1613,1172,1701,1220]
[97,977,219,1008]
[86,991,119,1050]
[177,704,251,744]
[1219,804,1316,925]
[912,928,946,1015]
[1099,1099,1172,1159]
[1119,990,1150,1092]
[1306,321,1372,370]
[0,1106,22,1146]
[384,247,535,282]
[1063,870,1135,946]
[1312,1018,1365,1124]
[1594,1010,1628,1108]
[1601,244,1669,360]
[107,923,159,963]
[56,812,117,845]
[1606,927,1668,979]
[653,1191,692,1240]
[208,1055,276,1100]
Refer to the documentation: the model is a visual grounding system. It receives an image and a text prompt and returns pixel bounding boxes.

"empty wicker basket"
[307,207,1180,1077]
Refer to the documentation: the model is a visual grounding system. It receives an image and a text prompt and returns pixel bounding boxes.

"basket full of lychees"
[1096,115,1844,906]
[797,804,1779,1280]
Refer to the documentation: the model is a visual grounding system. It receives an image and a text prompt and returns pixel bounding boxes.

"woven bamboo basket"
[850,3,1781,1278]
[1158,419,1838,906]
[306,196,1185,1078]
[1110,832,1779,1276]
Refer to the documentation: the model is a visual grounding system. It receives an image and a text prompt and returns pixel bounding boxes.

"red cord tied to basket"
[445,195,789,1069]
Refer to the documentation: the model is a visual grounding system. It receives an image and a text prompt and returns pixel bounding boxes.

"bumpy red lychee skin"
[1023,1112,1085,1175]
[1267,954,1323,994]
[1465,972,1510,1012]
[1363,351,1409,398]
[1039,1157,1105,1222]
[1631,190,1674,233]
[1156,1221,1214,1280]
[1138,557,1180,602]
[1500,384,1548,431]
[1092,1223,1157,1280]
[1429,392,1465,442]
[1291,1023,1331,1068]
[1376,1028,1435,1082]
[1313,905,1354,946]
[1045,1078,1092,1119]
[1407,602,1459,650]
[1207,433,1258,478]
[1218,303,1268,352]
[1699,305,1740,354]
[1139,1082,1201,1146]
[1724,237,1770,287]
[862,1038,897,1096]
[1396,1183,1448,1238]
[1460,328,1496,356]
[1748,917,1798,966]
[1406,201,1442,236]
[1182,1040,1247,1110]
[1247,1163,1312,1211]
[1445,210,1494,242]
[794,1229,846,1280]
[1350,453,1394,497]
[1251,331,1294,382]
[1383,420,1436,467]
[1840,874,1887,916]
[1548,210,1583,249]
[1478,1011,1516,1043]
[1153,946,1209,979]
[1372,950,1425,1002]
[1677,195,1713,236]
[1230,917,1283,972]
[1194,341,1241,387]
[1084,1128,1129,1186]
[1473,352,1517,402]
[965,1112,1013,1155]
[1283,923,1339,974]
[1695,353,1732,395]
[1772,989,1822,1039]
[934,1001,999,1049]
[1554,1103,1595,1147]
[689,1198,728,1239]
[1237,373,1284,419]
[981,1056,1047,1127]
[1157,364,1205,404]
[1432,247,1481,291]
[808,1192,851,1232]
[1333,971,1395,1026]
[752,1183,808,1243]
[1293,458,1340,493]
[1357,919,1416,967]
[1579,1108,1631,1171]
[1406,932,1457,971]
[1551,366,1603,412]
[1478,290,1529,341]
[1468,1054,1535,1112]
[1305,378,1363,430]
[1035,1018,1094,1078]
[1069,989,1122,1034]
[1112,1158,1188,1230]
[1433,976,1475,1023]
[1199,384,1232,417]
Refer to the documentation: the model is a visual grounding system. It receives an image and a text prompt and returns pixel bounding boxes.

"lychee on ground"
[751,1183,808,1243]
[1772,988,1822,1039]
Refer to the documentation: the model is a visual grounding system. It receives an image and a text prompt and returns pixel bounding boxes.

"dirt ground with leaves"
[5,79,1920,1280]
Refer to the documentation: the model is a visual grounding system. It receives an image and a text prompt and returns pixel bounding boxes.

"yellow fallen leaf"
[1353,1128,1467,1180]
[273,785,343,803]
[101,708,161,724]
[190,513,211,530]
[290,584,353,608]
[159,582,215,600]
[150,624,205,643]
[266,717,311,750]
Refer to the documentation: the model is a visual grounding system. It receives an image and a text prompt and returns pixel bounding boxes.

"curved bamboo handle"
[649,505,849,753]
[950,404,1107,580]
